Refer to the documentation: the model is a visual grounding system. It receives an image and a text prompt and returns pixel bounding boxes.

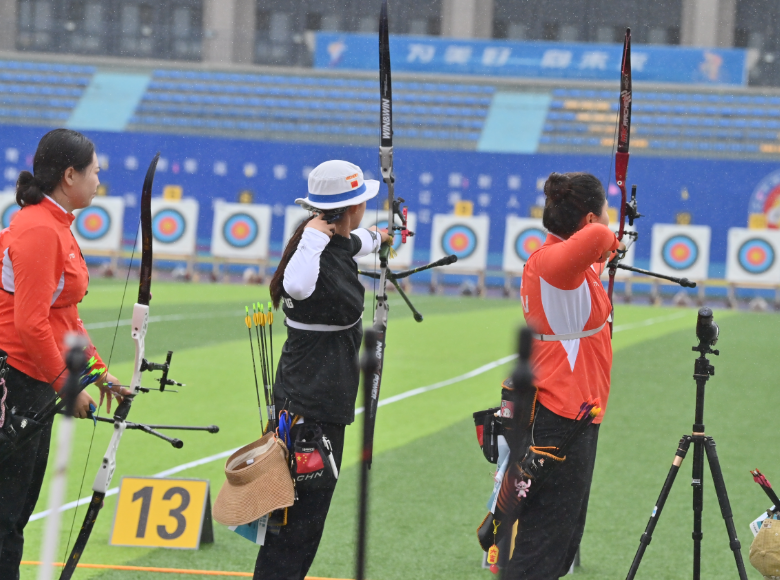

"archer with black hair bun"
[503,171,626,577]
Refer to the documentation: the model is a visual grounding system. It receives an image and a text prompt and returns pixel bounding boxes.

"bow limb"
[365,0,393,471]
[608,29,632,318]
[59,153,159,580]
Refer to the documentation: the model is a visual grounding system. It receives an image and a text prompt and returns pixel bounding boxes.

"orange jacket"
[0,196,104,390]
[520,224,619,423]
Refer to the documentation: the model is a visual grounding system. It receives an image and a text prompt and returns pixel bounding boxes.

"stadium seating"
[541,87,780,156]
[1,54,780,158]
[127,70,492,146]
[0,60,94,126]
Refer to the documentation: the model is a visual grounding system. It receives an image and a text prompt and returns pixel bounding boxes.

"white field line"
[612,310,689,332]
[32,310,684,522]
[83,311,243,330]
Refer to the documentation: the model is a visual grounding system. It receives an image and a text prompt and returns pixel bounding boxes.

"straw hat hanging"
[213,432,295,526]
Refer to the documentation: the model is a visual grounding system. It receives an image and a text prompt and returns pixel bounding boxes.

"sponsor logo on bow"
[381,97,392,139]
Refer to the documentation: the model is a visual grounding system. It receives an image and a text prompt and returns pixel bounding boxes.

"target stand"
[72,197,126,277]
[501,217,546,298]
[209,202,272,283]
[724,227,780,309]
[209,256,268,284]
[429,215,490,297]
[145,199,200,281]
[649,224,711,307]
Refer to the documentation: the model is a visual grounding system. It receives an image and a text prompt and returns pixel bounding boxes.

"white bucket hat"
[295,160,380,210]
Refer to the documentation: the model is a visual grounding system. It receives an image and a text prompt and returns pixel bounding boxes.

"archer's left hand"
[601,241,626,263]
[369,226,393,245]
[96,372,132,414]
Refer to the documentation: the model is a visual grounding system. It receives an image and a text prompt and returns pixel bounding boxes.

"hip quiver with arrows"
[476,374,543,552]
[476,333,600,555]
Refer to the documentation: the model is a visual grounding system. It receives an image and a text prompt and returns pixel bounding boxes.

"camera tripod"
[626,308,748,580]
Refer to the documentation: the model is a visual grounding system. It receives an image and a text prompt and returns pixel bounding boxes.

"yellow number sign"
[110,477,213,549]
[163,185,183,201]
[454,200,474,216]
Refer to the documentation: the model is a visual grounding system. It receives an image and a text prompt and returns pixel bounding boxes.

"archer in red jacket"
[0,129,130,579]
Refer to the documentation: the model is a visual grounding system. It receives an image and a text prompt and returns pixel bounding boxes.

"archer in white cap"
[259,160,390,579]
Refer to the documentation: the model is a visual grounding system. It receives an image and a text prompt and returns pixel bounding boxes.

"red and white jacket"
[0,196,104,390]
[520,224,619,424]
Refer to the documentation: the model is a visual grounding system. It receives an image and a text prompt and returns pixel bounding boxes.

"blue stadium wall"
[1,124,776,276]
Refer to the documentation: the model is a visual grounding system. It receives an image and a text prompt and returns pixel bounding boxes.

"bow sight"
[390,197,411,243]
[139,350,184,392]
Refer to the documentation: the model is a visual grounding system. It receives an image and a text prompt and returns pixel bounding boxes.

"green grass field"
[17,279,780,579]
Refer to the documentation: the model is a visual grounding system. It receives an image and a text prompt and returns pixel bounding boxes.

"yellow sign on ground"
[110,477,213,549]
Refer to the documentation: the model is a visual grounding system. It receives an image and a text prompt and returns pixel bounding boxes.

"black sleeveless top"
[275,233,367,424]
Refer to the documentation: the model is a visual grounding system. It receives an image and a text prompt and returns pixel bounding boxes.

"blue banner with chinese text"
[314,33,747,86]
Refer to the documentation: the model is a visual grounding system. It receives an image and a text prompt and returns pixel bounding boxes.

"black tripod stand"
[626,308,748,580]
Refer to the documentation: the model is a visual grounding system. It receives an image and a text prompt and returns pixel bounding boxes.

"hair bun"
[16,170,35,187]
[16,170,44,207]
[544,172,572,204]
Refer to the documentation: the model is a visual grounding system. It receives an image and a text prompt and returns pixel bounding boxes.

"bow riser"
[130,304,149,396]
[92,421,125,494]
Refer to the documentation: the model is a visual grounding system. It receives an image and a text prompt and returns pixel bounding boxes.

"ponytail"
[270,215,317,309]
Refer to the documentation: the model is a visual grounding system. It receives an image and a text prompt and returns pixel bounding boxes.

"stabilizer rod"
[359,254,458,281]
[616,263,696,288]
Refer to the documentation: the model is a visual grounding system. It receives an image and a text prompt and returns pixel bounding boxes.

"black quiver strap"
[472,407,501,464]
[499,376,537,453]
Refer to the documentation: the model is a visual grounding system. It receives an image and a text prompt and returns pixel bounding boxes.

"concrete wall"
[0,0,17,52]
[202,0,256,64]
[681,0,736,47]
[441,0,494,38]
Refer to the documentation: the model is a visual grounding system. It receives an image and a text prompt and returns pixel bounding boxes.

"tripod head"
[693,307,720,357]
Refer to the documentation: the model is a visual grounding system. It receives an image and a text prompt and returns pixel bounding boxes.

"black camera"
[695,307,719,346]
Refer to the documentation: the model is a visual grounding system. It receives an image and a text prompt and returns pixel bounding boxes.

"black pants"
[253,419,345,580]
[505,404,600,580]
[0,366,55,580]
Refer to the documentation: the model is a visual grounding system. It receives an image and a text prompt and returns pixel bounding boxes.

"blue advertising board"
[1,125,776,277]
[315,33,748,86]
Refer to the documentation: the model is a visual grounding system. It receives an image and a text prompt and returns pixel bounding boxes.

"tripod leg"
[626,436,691,580]
[704,437,749,580]
[692,436,704,580]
